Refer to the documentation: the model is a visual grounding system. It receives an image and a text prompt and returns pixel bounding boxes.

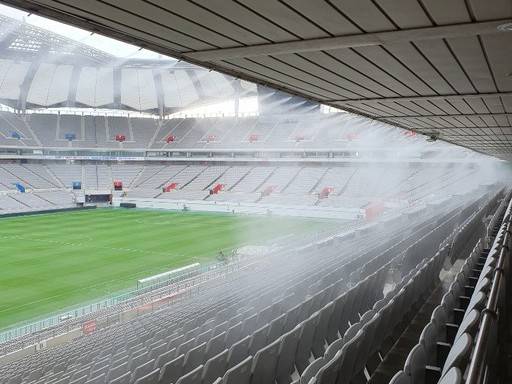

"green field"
[0,208,337,330]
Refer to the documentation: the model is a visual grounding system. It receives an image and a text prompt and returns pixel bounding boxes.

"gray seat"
[441,333,472,377]
[225,322,243,346]
[229,313,244,327]
[353,313,380,379]
[335,329,364,383]
[175,364,204,384]
[214,321,229,336]
[314,351,342,384]
[295,312,320,374]
[419,322,440,365]
[241,314,258,335]
[206,331,227,360]
[465,291,486,314]
[300,357,324,384]
[389,371,411,384]
[276,325,302,384]
[168,335,185,351]
[312,302,334,358]
[131,359,155,383]
[439,367,462,384]
[202,349,228,384]
[54,375,73,384]
[185,327,200,341]
[222,356,253,384]
[154,348,176,369]
[267,313,287,343]
[227,335,251,368]
[72,367,92,381]
[326,294,347,343]
[197,329,214,346]
[149,343,167,360]
[85,373,106,384]
[69,375,88,384]
[90,365,109,380]
[133,369,159,384]
[403,344,427,384]
[109,372,131,384]
[249,324,270,355]
[324,338,344,362]
[183,341,207,373]
[454,309,480,341]
[251,338,280,384]
[130,352,149,371]
[108,362,129,382]
[284,303,305,334]
[158,354,184,384]
[257,305,275,325]
[177,339,196,358]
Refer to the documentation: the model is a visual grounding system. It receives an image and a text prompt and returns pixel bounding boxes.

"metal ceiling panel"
[254,54,379,98]
[383,42,455,95]
[374,0,431,29]
[414,39,476,94]
[319,48,413,96]
[468,0,512,21]
[236,0,327,39]
[2,0,512,158]
[328,0,394,32]
[420,0,470,25]
[353,45,435,95]
[148,0,268,46]
[281,0,359,36]
[191,0,296,42]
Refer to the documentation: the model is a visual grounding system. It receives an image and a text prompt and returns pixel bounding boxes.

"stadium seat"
[250,338,280,384]
[131,359,155,383]
[227,335,251,368]
[154,348,176,369]
[440,334,472,377]
[275,326,302,384]
[389,371,411,384]
[158,354,184,384]
[222,356,253,384]
[202,349,228,384]
[438,367,462,384]
[183,342,207,373]
[248,324,270,355]
[205,331,227,359]
[175,364,203,384]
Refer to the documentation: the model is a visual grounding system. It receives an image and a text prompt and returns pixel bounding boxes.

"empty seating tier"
[0,188,502,384]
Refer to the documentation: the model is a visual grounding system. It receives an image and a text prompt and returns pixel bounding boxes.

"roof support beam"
[405,126,512,131]
[380,113,512,119]
[185,19,512,61]
[331,92,512,105]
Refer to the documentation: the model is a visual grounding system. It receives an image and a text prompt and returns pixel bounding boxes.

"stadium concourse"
[1,2,512,384]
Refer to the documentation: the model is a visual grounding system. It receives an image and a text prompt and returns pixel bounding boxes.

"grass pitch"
[0,208,336,330]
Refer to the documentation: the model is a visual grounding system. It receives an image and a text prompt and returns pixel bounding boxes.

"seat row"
[390,193,510,384]
[0,191,497,384]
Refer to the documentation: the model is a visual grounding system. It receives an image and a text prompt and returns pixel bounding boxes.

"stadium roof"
[0,13,114,64]
[0,14,256,112]
[3,0,511,159]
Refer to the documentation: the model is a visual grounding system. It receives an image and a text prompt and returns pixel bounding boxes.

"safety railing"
[0,257,242,346]
[465,196,512,384]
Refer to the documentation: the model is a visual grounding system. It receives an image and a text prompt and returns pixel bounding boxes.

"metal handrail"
[465,197,512,384]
